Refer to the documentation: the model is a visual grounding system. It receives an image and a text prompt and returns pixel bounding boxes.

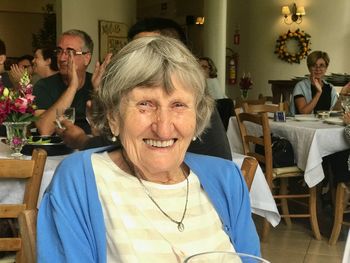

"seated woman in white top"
[290,50,350,115]
[199,56,227,100]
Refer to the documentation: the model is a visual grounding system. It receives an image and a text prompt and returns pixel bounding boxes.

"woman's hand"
[340,82,350,95]
[343,112,350,125]
[311,76,323,93]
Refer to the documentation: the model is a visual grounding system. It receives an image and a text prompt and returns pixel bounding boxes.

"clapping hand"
[67,51,80,90]
[92,53,113,91]
[10,64,27,84]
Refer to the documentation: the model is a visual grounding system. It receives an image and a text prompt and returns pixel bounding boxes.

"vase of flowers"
[3,121,31,157]
[239,73,253,100]
[0,71,37,157]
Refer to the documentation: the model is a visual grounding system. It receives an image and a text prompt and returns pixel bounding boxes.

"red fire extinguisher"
[234,29,240,45]
[228,56,237,85]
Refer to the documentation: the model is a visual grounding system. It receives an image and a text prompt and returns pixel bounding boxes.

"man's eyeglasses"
[311,64,327,70]
[54,47,89,56]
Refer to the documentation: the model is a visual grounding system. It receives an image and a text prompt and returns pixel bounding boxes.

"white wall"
[226,0,350,99]
[59,0,136,72]
[0,0,56,58]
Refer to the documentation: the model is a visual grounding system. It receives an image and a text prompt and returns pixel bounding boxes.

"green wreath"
[274,29,311,64]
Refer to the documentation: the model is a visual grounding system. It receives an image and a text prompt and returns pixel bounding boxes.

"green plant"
[32,4,56,50]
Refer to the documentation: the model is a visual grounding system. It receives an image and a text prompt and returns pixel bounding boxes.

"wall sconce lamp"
[195,16,205,25]
[281,3,306,25]
[186,16,205,25]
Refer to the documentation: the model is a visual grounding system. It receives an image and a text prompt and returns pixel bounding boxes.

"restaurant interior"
[1,0,350,262]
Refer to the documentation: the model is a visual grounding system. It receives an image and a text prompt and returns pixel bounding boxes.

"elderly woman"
[37,36,260,262]
[290,50,350,115]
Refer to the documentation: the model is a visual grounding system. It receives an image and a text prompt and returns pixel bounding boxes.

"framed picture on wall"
[98,20,128,62]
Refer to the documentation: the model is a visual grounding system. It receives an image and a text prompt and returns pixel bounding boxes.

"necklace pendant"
[178,222,184,232]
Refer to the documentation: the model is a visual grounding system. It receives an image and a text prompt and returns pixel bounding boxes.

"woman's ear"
[107,113,120,137]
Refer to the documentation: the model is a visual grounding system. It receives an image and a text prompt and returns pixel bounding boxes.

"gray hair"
[60,29,94,54]
[92,35,214,139]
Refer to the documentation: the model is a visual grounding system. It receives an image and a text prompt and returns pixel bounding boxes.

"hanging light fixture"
[281,3,306,25]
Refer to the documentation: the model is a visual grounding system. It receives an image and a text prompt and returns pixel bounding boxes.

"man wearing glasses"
[33,29,93,135]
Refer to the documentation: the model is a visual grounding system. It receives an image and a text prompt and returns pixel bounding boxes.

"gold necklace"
[121,149,189,232]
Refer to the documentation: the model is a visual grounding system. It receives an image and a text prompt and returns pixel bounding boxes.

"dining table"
[0,139,281,227]
[227,114,350,188]
[0,141,66,205]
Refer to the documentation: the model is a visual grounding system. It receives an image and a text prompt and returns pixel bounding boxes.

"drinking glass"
[184,251,270,263]
[56,107,75,125]
[340,94,350,113]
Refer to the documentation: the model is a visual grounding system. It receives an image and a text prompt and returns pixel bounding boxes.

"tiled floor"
[255,215,348,263]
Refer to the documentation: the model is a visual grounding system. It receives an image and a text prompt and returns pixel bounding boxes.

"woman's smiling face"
[109,74,197,176]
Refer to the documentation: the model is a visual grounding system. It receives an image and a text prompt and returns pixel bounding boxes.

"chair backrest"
[18,209,37,263]
[234,107,274,188]
[0,148,47,262]
[240,157,258,191]
[241,102,284,114]
[235,97,266,109]
[258,93,273,103]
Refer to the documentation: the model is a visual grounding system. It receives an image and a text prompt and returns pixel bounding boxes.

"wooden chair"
[234,105,321,241]
[329,183,350,245]
[18,209,37,263]
[0,148,47,262]
[240,157,258,191]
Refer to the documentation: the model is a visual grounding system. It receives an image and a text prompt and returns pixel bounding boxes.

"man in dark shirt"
[33,29,94,135]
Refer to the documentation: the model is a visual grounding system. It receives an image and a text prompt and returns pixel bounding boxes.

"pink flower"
[25,94,35,103]
[14,98,29,113]
[12,136,23,146]
[0,71,37,124]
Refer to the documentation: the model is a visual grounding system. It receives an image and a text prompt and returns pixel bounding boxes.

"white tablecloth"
[343,230,350,263]
[227,116,350,187]
[0,141,281,227]
[231,153,280,226]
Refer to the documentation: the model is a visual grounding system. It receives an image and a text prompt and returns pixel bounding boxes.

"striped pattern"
[92,152,235,263]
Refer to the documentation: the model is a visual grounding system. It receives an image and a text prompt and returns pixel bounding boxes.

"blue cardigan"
[37,147,260,262]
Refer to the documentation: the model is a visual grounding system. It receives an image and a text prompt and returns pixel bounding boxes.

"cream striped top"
[92,152,235,263]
